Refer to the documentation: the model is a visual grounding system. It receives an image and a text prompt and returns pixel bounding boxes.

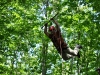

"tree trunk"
[41,0,49,75]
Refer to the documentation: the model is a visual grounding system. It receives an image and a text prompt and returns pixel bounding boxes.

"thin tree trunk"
[42,43,48,75]
[41,0,49,75]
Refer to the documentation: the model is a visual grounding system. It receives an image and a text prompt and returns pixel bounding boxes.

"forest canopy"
[0,0,100,75]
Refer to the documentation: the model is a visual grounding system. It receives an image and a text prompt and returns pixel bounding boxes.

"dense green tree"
[0,0,100,75]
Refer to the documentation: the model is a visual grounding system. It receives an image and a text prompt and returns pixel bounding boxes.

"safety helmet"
[49,26,55,31]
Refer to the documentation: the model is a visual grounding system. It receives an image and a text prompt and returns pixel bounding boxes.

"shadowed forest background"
[0,0,100,75]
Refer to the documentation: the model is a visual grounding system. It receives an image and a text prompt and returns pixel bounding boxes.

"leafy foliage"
[0,0,100,75]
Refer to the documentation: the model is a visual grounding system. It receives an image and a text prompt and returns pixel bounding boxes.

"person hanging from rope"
[43,17,82,60]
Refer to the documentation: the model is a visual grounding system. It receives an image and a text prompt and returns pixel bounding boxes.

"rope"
[59,36,63,59]
[41,13,59,29]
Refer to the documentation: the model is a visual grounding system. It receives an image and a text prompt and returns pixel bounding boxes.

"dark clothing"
[48,30,68,53]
